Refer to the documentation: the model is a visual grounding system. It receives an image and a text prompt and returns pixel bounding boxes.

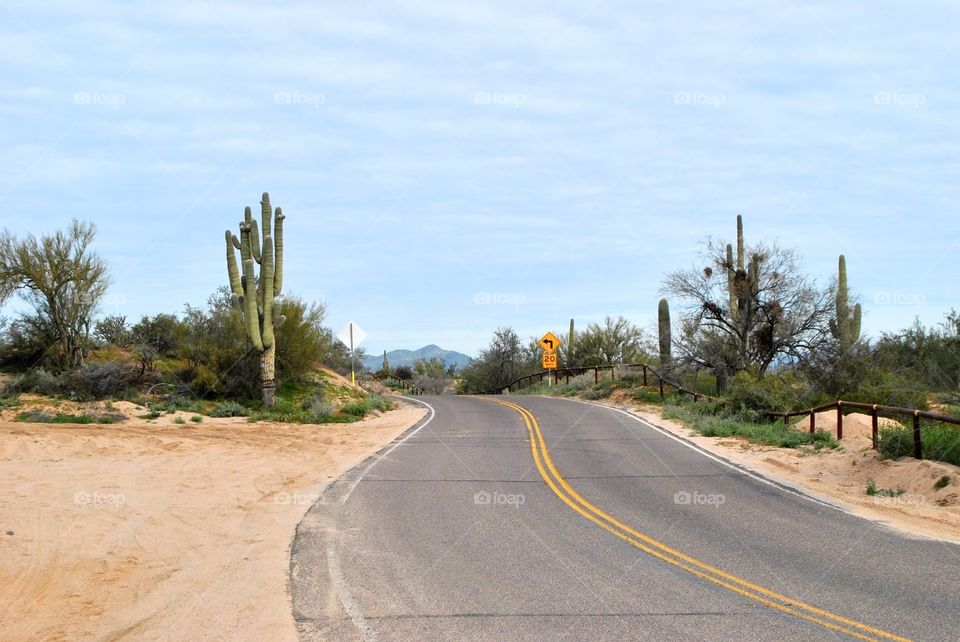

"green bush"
[878,422,960,466]
[846,369,929,410]
[209,401,249,417]
[726,372,817,422]
[664,402,837,450]
[15,410,93,424]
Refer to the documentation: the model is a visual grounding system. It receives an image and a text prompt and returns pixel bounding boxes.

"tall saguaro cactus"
[566,318,575,367]
[225,192,287,407]
[725,215,760,327]
[658,299,672,369]
[829,255,861,351]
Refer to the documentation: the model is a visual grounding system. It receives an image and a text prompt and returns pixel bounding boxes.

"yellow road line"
[495,399,910,642]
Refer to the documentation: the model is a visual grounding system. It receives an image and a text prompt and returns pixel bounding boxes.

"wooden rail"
[475,363,958,461]
[383,376,425,396]
[767,401,960,458]
[476,362,713,402]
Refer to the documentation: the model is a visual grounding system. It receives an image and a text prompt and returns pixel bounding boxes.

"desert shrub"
[726,372,817,422]
[845,369,928,410]
[210,400,249,417]
[131,313,184,356]
[664,402,837,450]
[12,369,64,396]
[0,313,55,369]
[301,392,333,417]
[188,364,220,397]
[14,410,96,424]
[878,422,960,466]
[65,361,139,399]
[94,315,131,347]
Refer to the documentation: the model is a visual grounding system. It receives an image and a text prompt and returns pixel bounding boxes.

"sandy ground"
[0,403,426,642]
[600,395,960,543]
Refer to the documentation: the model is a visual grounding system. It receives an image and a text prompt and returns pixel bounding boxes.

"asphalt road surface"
[291,395,960,641]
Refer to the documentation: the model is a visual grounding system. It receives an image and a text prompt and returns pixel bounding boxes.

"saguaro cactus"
[566,318,575,366]
[658,299,672,369]
[225,192,286,407]
[829,255,861,351]
[725,215,760,326]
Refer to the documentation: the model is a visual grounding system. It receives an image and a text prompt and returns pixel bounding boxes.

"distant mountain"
[362,345,472,372]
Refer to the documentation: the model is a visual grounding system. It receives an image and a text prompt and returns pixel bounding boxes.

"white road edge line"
[326,396,436,642]
[560,397,852,513]
[339,396,436,506]
[325,536,378,642]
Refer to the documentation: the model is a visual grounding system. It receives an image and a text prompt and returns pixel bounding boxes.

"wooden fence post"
[836,401,843,440]
[642,364,648,387]
[809,412,815,434]
[871,406,879,450]
[913,412,922,459]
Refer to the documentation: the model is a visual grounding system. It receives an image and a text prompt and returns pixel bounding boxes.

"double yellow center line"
[496,399,909,642]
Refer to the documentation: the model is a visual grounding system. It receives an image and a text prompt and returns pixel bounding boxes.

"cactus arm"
[249,219,262,263]
[261,234,275,350]
[242,257,264,351]
[273,207,284,295]
[225,230,243,297]
[736,214,745,271]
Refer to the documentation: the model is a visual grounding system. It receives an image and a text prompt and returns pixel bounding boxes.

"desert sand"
[0,403,426,641]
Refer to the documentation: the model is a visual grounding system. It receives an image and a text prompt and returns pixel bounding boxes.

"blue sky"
[1,1,957,357]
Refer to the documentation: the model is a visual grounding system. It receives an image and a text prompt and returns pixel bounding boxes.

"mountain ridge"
[362,345,472,372]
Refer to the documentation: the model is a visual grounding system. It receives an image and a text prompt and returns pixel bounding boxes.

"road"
[291,395,960,641]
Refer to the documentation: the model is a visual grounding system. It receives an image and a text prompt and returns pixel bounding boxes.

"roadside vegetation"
[0,205,392,423]
[458,216,960,465]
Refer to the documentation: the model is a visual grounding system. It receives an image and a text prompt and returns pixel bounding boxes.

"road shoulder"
[572,397,960,545]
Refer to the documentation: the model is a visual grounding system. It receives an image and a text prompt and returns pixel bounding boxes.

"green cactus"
[658,299,672,369]
[225,192,287,407]
[829,255,861,351]
[566,318,575,366]
[725,215,760,326]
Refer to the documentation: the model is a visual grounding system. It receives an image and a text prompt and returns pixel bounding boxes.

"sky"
[1,1,958,357]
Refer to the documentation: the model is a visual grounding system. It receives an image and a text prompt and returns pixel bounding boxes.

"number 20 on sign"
[542,352,558,369]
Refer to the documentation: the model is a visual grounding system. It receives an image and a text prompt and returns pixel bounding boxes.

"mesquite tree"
[225,193,287,407]
[662,215,832,377]
[0,220,109,369]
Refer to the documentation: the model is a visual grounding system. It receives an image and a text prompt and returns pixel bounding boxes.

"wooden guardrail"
[383,376,425,396]
[767,401,960,458]
[476,363,957,460]
[476,362,713,402]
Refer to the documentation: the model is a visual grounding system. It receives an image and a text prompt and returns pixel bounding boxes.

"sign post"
[336,321,367,387]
